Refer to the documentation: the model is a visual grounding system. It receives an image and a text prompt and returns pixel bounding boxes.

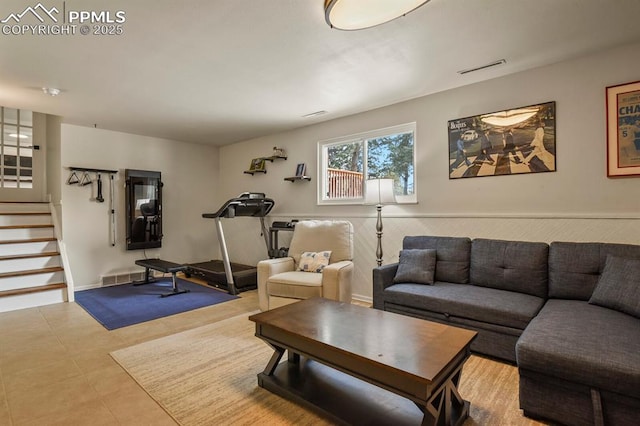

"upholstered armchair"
[257,220,354,311]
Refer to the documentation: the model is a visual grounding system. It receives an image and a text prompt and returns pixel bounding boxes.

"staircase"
[0,202,67,312]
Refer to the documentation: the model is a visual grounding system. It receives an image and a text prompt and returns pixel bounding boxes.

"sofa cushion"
[383,282,544,330]
[393,249,436,285]
[549,241,640,300]
[267,271,323,299]
[516,299,640,399]
[403,236,470,284]
[470,239,548,298]
[589,255,640,318]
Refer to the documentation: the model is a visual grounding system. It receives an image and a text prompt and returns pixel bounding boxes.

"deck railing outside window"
[327,168,363,199]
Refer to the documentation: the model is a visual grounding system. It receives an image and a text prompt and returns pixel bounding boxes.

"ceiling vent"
[302,110,328,118]
[458,59,506,75]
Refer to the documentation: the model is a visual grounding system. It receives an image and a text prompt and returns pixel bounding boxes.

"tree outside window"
[318,123,416,204]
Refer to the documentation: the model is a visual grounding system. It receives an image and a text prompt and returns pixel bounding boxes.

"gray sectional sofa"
[372,236,640,426]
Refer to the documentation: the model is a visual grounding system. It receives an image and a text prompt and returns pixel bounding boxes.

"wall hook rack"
[66,167,118,186]
[66,166,119,246]
[68,166,118,174]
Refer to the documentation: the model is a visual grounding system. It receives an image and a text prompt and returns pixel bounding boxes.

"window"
[1,107,33,188]
[318,123,416,204]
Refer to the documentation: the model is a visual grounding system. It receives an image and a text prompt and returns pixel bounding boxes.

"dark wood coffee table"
[249,298,477,426]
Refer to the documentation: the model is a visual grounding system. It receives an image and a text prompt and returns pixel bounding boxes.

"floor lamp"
[365,179,397,267]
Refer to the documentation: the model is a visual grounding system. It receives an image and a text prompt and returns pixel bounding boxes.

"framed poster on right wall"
[448,101,556,179]
[606,80,640,177]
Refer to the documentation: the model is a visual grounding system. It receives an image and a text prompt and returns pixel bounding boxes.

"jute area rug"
[111,313,545,425]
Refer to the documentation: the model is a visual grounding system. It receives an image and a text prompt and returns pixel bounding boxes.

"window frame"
[0,107,34,189]
[317,122,417,205]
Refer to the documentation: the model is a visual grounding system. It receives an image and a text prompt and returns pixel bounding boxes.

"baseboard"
[351,293,372,306]
[76,270,163,291]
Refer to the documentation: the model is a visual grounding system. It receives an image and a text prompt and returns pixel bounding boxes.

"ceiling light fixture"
[481,107,540,127]
[8,133,28,139]
[324,0,431,30]
[42,87,61,96]
[457,59,507,75]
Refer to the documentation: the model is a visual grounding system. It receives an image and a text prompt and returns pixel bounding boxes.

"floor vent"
[101,272,146,286]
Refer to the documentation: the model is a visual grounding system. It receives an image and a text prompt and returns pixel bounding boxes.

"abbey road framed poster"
[448,101,556,179]
[606,80,640,177]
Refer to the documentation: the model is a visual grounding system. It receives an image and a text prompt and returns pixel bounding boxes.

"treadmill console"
[272,220,297,229]
[202,193,275,219]
[238,192,266,199]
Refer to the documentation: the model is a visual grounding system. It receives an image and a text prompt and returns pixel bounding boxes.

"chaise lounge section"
[516,242,640,425]
[373,236,640,425]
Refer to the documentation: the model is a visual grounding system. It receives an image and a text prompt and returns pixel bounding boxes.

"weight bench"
[134,259,190,297]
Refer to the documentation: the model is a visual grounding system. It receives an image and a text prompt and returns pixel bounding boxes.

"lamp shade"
[365,178,396,205]
[324,0,431,30]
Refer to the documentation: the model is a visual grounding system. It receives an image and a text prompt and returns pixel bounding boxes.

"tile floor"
[0,280,261,425]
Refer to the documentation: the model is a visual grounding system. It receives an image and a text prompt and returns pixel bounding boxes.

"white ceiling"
[2,0,640,146]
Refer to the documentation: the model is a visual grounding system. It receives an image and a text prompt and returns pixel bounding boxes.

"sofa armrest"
[373,263,399,310]
[257,257,295,311]
[322,260,353,303]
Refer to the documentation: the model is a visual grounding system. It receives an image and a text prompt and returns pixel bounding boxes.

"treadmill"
[187,192,274,295]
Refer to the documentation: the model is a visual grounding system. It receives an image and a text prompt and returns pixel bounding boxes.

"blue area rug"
[75,278,239,330]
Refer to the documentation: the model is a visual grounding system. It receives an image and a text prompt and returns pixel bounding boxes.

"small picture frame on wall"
[272,146,286,158]
[295,163,306,177]
[606,80,640,177]
[249,158,266,172]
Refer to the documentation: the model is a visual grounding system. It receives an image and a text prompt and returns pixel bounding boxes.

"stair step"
[0,253,61,271]
[0,282,66,297]
[0,213,52,226]
[0,284,66,312]
[0,224,53,230]
[0,266,64,279]
[0,207,53,226]
[0,226,55,241]
[0,239,58,257]
[0,202,50,213]
[0,252,60,261]
[0,237,56,245]
[0,267,65,293]
[0,212,52,216]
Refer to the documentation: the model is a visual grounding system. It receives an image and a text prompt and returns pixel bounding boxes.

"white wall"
[46,114,63,238]
[61,125,220,288]
[46,114,63,206]
[218,41,640,302]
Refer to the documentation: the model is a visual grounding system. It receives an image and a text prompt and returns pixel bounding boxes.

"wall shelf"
[264,155,288,162]
[244,148,287,175]
[284,176,311,182]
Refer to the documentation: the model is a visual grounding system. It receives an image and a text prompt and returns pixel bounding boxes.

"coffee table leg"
[447,368,469,424]
[288,351,300,364]
[418,364,469,426]
[263,344,286,376]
